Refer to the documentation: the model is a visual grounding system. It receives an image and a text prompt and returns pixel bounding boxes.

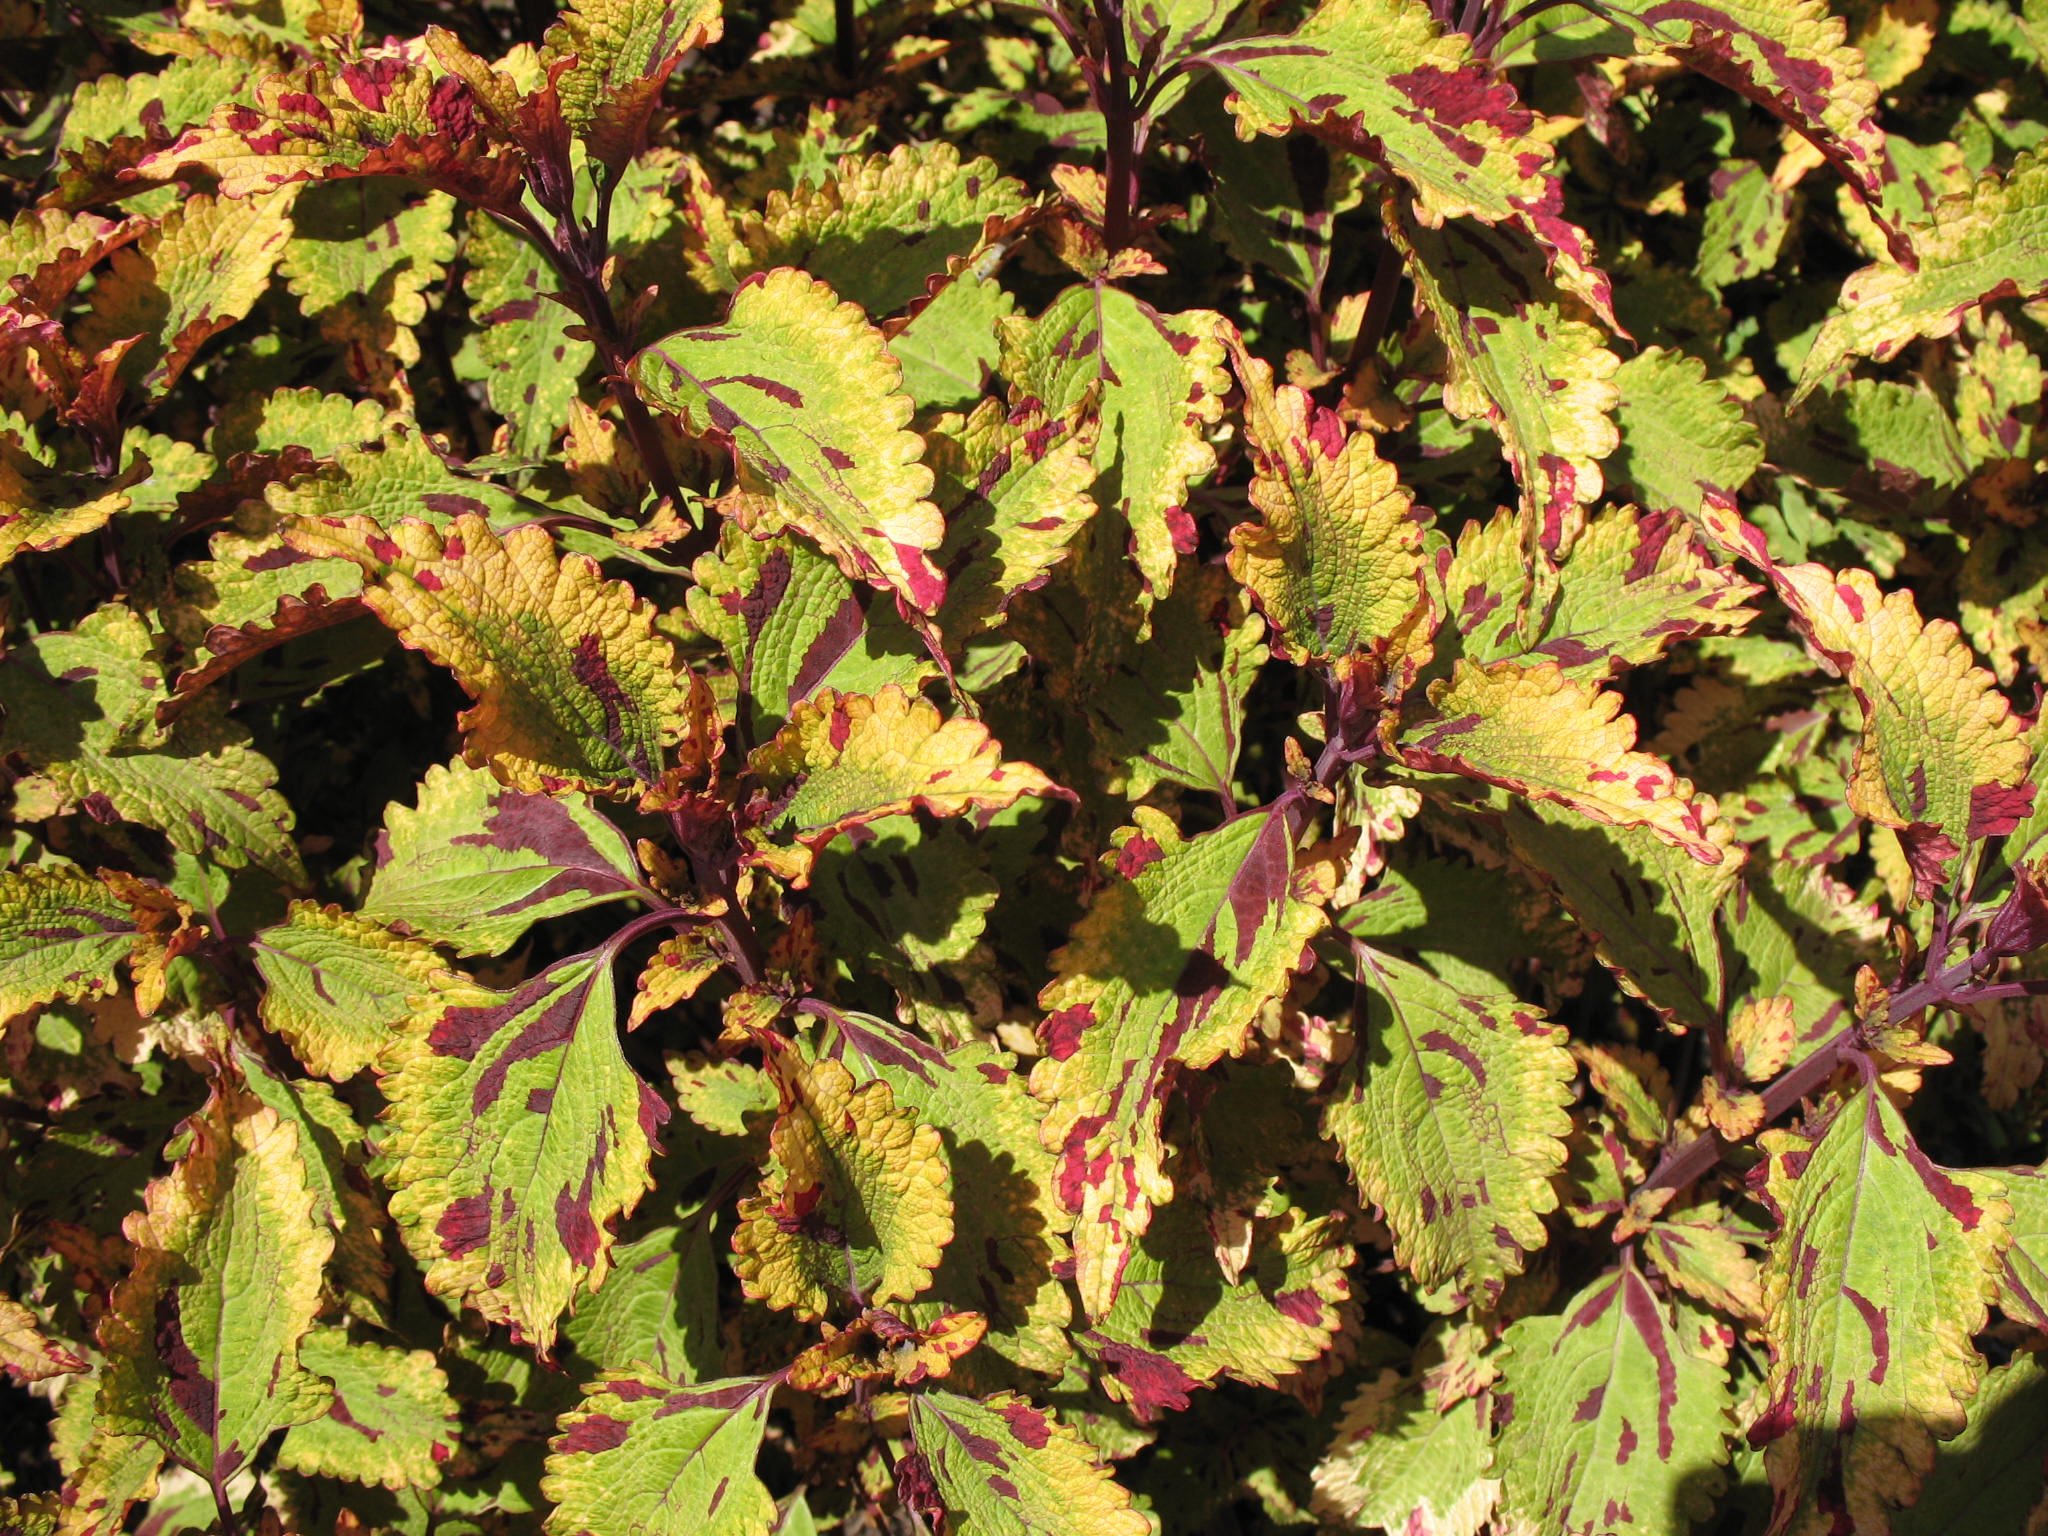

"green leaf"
[541,1373,778,1536]
[1397,659,1725,863]
[1313,1372,1497,1535]
[362,515,696,795]
[538,0,724,172]
[685,526,934,743]
[0,437,133,569]
[1030,805,1329,1318]
[1799,151,2048,399]
[267,422,531,528]
[890,272,1018,413]
[818,1009,1073,1376]
[731,1049,952,1321]
[452,211,594,459]
[97,1090,335,1487]
[1495,1265,1732,1536]
[998,283,1228,615]
[739,142,1028,318]
[361,758,654,957]
[905,1391,1150,1536]
[562,1219,724,1383]
[0,605,306,884]
[251,901,454,1078]
[1224,334,1427,676]
[740,685,1059,885]
[1323,947,1573,1308]
[1893,1352,2048,1536]
[1607,348,1767,520]
[1990,1161,2048,1333]
[632,267,948,615]
[280,181,456,378]
[277,1332,460,1490]
[1392,208,1619,555]
[1082,1199,1352,1419]
[0,867,143,1019]
[378,952,669,1349]
[1696,159,1792,292]
[1752,1085,2009,1534]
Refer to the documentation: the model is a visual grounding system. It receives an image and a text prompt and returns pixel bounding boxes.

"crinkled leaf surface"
[378,952,669,1348]
[452,212,593,459]
[252,901,451,1078]
[0,867,141,1018]
[1313,1372,1497,1536]
[1030,805,1327,1317]
[1323,947,1573,1308]
[1608,348,1767,520]
[731,1051,952,1321]
[539,0,723,171]
[276,1332,459,1490]
[906,1390,1150,1536]
[361,758,653,956]
[632,267,947,614]
[541,1372,777,1536]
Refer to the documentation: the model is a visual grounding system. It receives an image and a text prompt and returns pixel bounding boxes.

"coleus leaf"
[1696,158,1792,293]
[1893,1351,2048,1536]
[816,1008,1074,1376]
[1607,347,1767,520]
[377,951,669,1349]
[0,436,133,568]
[1224,334,1428,677]
[0,867,153,1019]
[279,182,456,382]
[563,1216,724,1383]
[1751,1083,2009,1534]
[1029,804,1328,1318]
[738,142,1030,318]
[1198,0,1608,310]
[537,0,724,173]
[1505,799,1742,1036]
[0,604,306,884]
[686,526,934,743]
[96,1089,334,1488]
[540,1372,778,1536]
[1391,204,1619,556]
[891,271,1018,414]
[632,267,948,616]
[360,514,696,795]
[1799,151,2048,398]
[77,188,299,405]
[162,524,369,705]
[1322,946,1573,1309]
[1494,1264,1732,1535]
[1396,659,1725,864]
[730,1048,952,1321]
[274,1332,460,1490]
[903,1390,1150,1536]
[1081,1198,1352,1419]
[1993,1162,2048,1333]
[997,282,1228,617]
[451,210,594,460]
[739,684,1059,885]
[1312,1371,1497,1536]
[0,1298,84,1387]
[268,422,530,529]
[250,901,454,1078]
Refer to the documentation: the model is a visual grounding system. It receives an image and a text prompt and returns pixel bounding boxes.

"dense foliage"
[4,0,2048,1531]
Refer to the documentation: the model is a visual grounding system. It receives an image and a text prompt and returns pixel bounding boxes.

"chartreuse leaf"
[452,211,595,460]
[378,953,669,1349]
[276,1332,459,1490]
[1225,334,1427,676]
[998,283,1228,615]
[892,272,1018,413]
[97,1091,334,1488]
[1030,805,1328,1318]
[1993,1163,2048,1332]
[905,1390,1150,1536]
[0,1298,84,1385]
[0,867,142,1018]
[279,182,456,380]
[818,1009,1073,1376]
[251,902,454,1078]
[1697,159,1791,292]
[363,515,695,795]
[740,685,1058,884]
[0,436,132,568]
[1201,0,1605,306]
[1083,1198,1352,1419]
[1398,660,1725,864]
[1893,1351,2048,1536]
[1393,208,1618,555]
[739,143,1029,317]
[1608,348,1766,520]
[1495,1264,1732,1536]
[1324,947,1573,1309]
[1748,554,2031,890]
[1752,1084,2009,1535]
[1800,152,2048,399]
[686,527,934,742]
[541,1372,777,1536]
[1506,800,1742,1035]
[927,395,1100,642]
[267,422,530,529]
[78,189,298,403]
[563,1216,723,1383]
[732,1050,951,1321]
[1313,1372,1497,1535]
[632,267,948,615]
[0,605,305,884]
[361,758,654,956]
[538,0,724,172]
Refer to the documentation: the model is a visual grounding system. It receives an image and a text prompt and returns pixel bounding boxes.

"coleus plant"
[3,0,2048,1532]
